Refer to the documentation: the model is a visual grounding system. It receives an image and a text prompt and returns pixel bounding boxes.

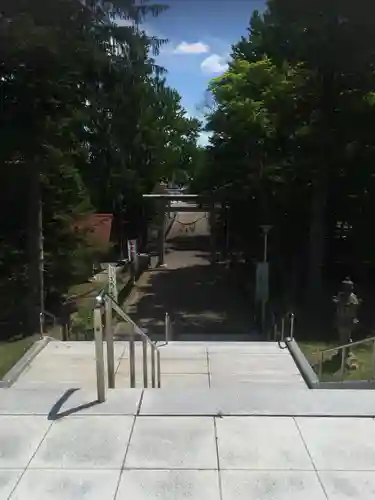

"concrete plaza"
[2,341,375,499]
[2,383,375,499]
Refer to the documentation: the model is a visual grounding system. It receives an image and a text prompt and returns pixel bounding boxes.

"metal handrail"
[40,310,57,337]
[272,312,295,342]
[320,335,375,354]
[317,335,375,381]
[93,289,161,402]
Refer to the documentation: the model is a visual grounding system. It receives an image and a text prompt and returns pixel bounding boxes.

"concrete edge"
[286,338,320,389]
[118,255,152,308]
[318,380,375,390]
[0,336,51,388]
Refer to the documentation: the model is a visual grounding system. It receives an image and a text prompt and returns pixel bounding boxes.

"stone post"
[158,200,166,267]
[209,202,216,264]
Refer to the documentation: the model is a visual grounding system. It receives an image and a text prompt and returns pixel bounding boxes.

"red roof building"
[76,213,114,252]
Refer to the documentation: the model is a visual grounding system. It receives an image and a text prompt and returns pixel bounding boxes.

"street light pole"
[225,204,230,261]
[39,198,45,337]
[261,225,272,262]
[28,167,45,338]
[259,225,272,335]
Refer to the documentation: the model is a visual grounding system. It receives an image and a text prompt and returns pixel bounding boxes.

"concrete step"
[1,386,375,500]
[146,332,262,342]
[11,340,307,391]
[2,386,375,417]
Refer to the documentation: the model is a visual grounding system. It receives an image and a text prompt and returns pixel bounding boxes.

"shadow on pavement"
[125,213,257,341]
[166,234,211,252]
[128,260,254,339]
[48,388,101,420]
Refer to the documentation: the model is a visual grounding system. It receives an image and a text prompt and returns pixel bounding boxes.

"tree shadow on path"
[126,232,256,341]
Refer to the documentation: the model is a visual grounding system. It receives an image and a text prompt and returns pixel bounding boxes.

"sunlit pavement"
[2,210,375,498]
[3,341,375,498]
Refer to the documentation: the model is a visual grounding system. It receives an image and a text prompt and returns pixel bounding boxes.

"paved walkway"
[3,383,375,499]
[123,209,256,340]
[3,341,375,499]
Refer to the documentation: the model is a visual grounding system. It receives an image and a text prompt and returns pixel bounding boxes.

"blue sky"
[143,0,266,144]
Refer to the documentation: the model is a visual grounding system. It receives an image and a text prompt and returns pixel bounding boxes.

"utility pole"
[119,194,124,260]
[28,166,44,337]
[225,203,230,261]
[38,195,45,337]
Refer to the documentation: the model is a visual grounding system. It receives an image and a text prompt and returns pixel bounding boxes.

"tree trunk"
[308,171,327,301]
[27,165,43,335]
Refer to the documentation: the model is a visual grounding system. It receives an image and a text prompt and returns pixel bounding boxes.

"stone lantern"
[333,277,360,345]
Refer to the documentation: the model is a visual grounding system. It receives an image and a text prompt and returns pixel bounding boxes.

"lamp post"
[28,168,45,338]
[261,225,272,263]
[118,194,124,261]
[256,225,272,335]
[38,195,45,338]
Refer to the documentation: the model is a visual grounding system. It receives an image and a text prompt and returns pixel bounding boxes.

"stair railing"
[317,335,375,381]
[93,289,161,402]
[272,312,295,342]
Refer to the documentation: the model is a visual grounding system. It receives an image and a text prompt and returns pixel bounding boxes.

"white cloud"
[174,41,210,55]
[198,131,211,147]
[115,18,135,27]
[200,54,228,74]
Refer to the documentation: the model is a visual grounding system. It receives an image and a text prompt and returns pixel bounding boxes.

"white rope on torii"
[168,213,208,233]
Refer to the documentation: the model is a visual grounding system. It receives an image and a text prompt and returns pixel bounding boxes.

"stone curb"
[0,336,52,388]
[318,379,375,389]
[121,268,151,310]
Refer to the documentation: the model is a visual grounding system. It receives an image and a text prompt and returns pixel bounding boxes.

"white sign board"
[255,262,269,303]
[127,239,137,261]
[108,264,118,302]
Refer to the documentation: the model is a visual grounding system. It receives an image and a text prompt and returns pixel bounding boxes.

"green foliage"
[0,0,202,332]
[198,0,375,312]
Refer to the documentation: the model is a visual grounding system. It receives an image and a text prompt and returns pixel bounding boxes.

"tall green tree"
[0,0,96,329]
[201,0,375,313]
[0,0,203,334]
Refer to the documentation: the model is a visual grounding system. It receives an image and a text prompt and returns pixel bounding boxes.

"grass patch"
[68,281,104,299]
[0,267,133,377]
[299,340,375,382]
[66,265,132,340]
[299,341,335,366]
[0,335,37,379]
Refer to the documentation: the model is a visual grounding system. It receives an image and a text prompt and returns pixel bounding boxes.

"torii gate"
[142,193,218,266]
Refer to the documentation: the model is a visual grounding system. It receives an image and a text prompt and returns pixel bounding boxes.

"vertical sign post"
[255,225,272,335]
[256,262,269,330]
[128,239,138,283]
[158,200,166,267]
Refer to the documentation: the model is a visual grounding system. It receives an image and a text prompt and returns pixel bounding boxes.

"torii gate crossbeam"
[142,193,218,266]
